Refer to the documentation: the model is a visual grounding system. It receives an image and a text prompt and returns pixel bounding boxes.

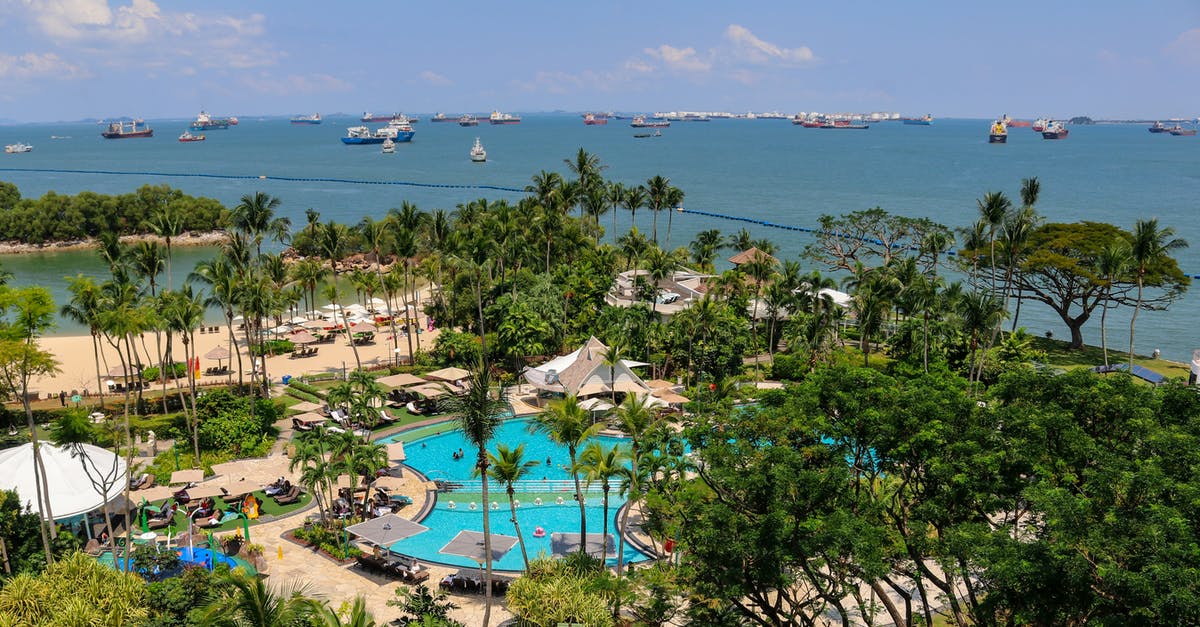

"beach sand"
[28,320,441,402]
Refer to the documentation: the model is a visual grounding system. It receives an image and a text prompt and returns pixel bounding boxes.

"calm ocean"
[0,115,1196,359]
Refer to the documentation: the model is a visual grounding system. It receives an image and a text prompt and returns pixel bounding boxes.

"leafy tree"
[806,207,952,274]
[485,443,539,571]
[0,551,149,625]
[531,395,604,546]
[387,584,462,627]
[196,569,316,627]
[1128,218,1188,368]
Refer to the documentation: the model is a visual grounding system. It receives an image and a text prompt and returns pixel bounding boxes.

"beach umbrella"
[550,532,617,558]
[346,513,428,550]
[301,319,329,330]
[439,529,518,564]
[289,316,309,324]
[351,321,377,333]
[376,373,425,388]
[369,297,388,309]
[289,331,318,345]
[322,303,343,312]
[204,345,231,361]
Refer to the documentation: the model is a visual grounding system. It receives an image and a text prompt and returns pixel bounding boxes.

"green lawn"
[141,489,312,535]
[1030,337,1190,379]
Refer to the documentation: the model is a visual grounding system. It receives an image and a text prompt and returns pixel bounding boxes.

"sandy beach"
[28,318,441,402]
[0,230,229,256]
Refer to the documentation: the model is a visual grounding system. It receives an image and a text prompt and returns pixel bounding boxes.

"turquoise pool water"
[386,418,630,483]
[379,418,652,570]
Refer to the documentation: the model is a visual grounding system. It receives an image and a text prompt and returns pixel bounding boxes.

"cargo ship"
[1168,126,1196,136]
[458,115,478,127]
[583,113,608,126]
[489,111,521,125]
[290,113,322,125]
[1032,118,1048,132]
[361,112,394,123]
[431,113,452,122]
[341,124,414,145]
[189,111,230,131]
[631,115,670,128]
[1041,121,1069,140]
[102,119,153,139]
[1148,121,1169,134]
[902,114,933,125]
[988,120,1008,143]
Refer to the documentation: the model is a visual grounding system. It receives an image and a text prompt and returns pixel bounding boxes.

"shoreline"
[0,230,228,255]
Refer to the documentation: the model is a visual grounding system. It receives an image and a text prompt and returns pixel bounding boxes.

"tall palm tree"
[645,175,671,245]
[622,185,647,232]
[531,395,603,545]
[145,201,186,291]
[317,221,362,370]
[1095,240,1132,368]
[688,229,724,272]
[605,182,627,245]
[62,275,108,408]
[160,287,204,465]
[197,569,317,627]
[439,363,509,627]
[231,191,291,260]
[662,186,685,250]
[486,443,539,572]
[1129,218,1188,368]
[957,290,1007,384]
[610,394,658,575]
[643,246,684,316]
[976,191,1012,297]
[579,442,628,561]
[189,256,244,386]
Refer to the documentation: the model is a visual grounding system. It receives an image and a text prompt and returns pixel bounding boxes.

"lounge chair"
[274,485,302,506]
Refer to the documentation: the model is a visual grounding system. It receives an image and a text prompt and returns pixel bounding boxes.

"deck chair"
[274,485,302,506]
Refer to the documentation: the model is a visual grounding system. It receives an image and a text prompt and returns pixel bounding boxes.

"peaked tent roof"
[0,442,127,520]
[728,247,779,266]
[524,336,653,397]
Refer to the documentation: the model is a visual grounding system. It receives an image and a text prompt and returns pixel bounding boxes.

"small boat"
[49,135,71,140]
[583,113,608,126]
[1032,118,1048,132]
[290,113,322,125]
[381,138,396,153]
[101,119,153,139]
[821,118,869,129]
[989,120,1008,143]
[902,114,934,125]
[633,130,662,138]
[4,143,32,153]
[489,111,521,125]
[458,114,479,127]
[470,137,486,162]
[1041,121,1069,139]
[1149,121,1170,134]
[228,116,239,125]
[631,115,670,128]
[1168,126,1197,136]
[178,131,205,142]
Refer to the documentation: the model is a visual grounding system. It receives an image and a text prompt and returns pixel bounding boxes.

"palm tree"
[439,363,509,627]
[578,442,627,561]
[486,443,539,571]
[531,395,603,545]
[957,290,1007,384]
[1129,218,1188,368]
[645,175,671,245]
[62,275,108,409]
[231,191,291,260]
[1095,240,1133,368]
[688,229,724,272]
[643,246,684,316]
[290,432,335,522]
[197,569,317,627]
[160,287,204,465]
[610,394,658,574]
[662,186,685,250]
[317,221,362,370]
[605,182,627,244]
[145,201,185,291]
[622,185,647,232]
[976,191,1012,297]
[189,256,244,387]
[312,596,378,627]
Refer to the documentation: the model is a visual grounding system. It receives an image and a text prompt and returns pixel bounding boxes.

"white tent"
[0,442,127,520]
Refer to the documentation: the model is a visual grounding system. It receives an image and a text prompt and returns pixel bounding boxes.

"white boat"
[381,138,396,154]
[4,143,32,154]
[470,137,486,162]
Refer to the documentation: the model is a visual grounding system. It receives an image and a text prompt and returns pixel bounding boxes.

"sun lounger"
[274,485,302,506]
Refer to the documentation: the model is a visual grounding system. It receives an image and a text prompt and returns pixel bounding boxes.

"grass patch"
[140,489,313,535]
[1030,337,1189,379]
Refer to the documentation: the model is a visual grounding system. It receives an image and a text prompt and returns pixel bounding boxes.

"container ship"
[101,119,153,139]
[631,115,670,128]
[583,113,608,126]
[189,111,230,131]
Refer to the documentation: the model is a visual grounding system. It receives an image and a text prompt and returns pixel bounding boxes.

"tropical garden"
[0,149,1193,625]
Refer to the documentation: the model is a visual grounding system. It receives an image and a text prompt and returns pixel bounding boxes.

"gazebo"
[523,336,653,402]
[0,442,127,520]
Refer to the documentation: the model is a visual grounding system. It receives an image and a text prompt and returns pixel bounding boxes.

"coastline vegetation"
[0,152,1194,625]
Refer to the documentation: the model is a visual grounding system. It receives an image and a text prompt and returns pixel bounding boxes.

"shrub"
[292,524,362,561]
[195,390,280,456]
[249,339,294,357]
[506,557,615,627]
[286,380,324,398]
[142,363,188,381]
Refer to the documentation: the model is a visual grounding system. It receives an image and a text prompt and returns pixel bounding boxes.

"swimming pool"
[379,418,653,570]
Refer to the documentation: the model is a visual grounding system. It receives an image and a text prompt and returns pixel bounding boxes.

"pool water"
[389,418,631,483]
[379,418,653,570]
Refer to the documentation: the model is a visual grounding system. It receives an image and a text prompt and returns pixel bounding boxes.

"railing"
[441,478,609,495]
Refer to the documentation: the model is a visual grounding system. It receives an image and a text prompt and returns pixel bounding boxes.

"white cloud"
[419,70,452,86]
[24,0,160,42]
[0,52,88,79]
[644,44,712,72]
[1165,28,1200,65]
[623,58,655,74]
[723,24,814,65]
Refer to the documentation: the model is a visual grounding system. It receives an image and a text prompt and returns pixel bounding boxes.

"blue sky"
[1,0,1198,122]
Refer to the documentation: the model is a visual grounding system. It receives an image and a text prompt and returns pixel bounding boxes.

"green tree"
[578,442,627,561]
[197,569,317,627]
[531,395,604,546]
[1128,218,1188,368]
[1094,239,1132,367]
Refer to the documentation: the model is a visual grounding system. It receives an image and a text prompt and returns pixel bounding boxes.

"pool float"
[491,501,499,510]
[555,496,564,505]
[532,526,546,538]
[534,498,542,506]
[469,502,477,510]
[447,501,456,509]
[513,499,520,508]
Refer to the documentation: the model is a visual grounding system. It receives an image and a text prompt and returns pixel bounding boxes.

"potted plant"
[244,542,266,571]
[221,531,244,556]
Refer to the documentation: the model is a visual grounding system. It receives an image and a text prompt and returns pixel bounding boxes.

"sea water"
[0,115,1196,359]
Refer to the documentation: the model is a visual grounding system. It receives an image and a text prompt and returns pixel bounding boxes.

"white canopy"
[0,442,127,520]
